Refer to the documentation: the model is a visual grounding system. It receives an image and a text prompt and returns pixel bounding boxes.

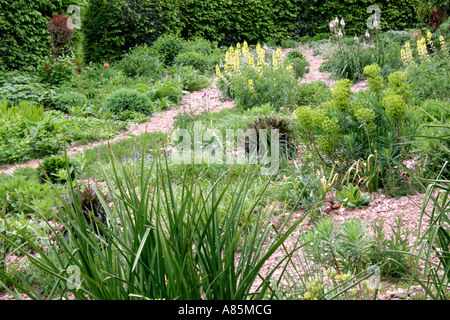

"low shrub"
[247,116,296,160]
[280,39,298,49]
[286,51,304,59]
[54,92,88,113]
[37,154,76,184]
[320,37,404,81]
[37,55,78,86]
[151,34,185,66]
[295,71,419,194]
[0,73,57,107]
[170,66,210,92]
[302,216,412,278]
[117,45,166,79]
[287,57,309,78]
[174,51,214,73]
[105,89,153,115]
[0,112,65,165]
[0,173,59,218]
[297,81,332,107]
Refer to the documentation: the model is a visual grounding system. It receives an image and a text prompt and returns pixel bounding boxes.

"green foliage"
[383,93,407,124]
[286,51,304,59]
[302,216,411,277]
[0,99,127,165]
[54,91,87,113]
[178,0,301,46]
[0,72,58,107]
[151,34,185,66]
[0,213,42,255]
[248,116,296,159]
[297,81,332,107]
[295,67,419,195]
[334,184,371,208]
[407,54,450,101]
[0,100,45,122]
[386,71,411,102]
[37,154,76,184]
[296,0,419,37]
[83,0,181,63]
[363,64,384,95]
[0,111,65,165]
[117,45,165,79]
[0,173,59,218]
[409,160,450,299]
[0,149,307,300]
[280,39,298,49]
[37,55,78,86]
[331,79,352,112]
[105,89,153,115]
[147,78,186,105]
[321,37,405,82]
[369,218,412,278]
[66,116,127,144]
[174,51,214,73]
[170,65,210,92]
[0,0,78,69]
[273,167,326,211]
[339,219,373,271]
[286,57,309,78]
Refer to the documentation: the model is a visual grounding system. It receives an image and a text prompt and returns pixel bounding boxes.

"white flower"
[340,17,345,28]
[365,29,370,39]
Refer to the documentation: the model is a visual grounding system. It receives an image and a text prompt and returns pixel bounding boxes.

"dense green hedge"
[83,0,182,63]
[0,0,77,70]
[178,0,301,46]
[1,0,422,68]
[296,0,419,37]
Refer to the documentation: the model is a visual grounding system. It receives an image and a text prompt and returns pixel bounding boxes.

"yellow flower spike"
[248,79,255,93]
[272,47,283,69]
[427,31,433,45]
[401,41,414,66]
[256,43,266,66]
[417,37,428,59]
[439,35,447,54]
[286,64,293,73]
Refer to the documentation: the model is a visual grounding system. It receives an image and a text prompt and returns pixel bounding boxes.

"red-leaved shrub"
[47,14,74,58]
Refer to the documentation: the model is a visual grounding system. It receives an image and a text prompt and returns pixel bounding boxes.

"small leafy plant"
[105,89,153,115]
[37,154,76,184]
[335,184,371,208]
[247,116,296,159]
[54,91,88,113]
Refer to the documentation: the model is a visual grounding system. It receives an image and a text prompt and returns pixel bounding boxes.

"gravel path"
[0,79,234,176]
[285,47,369,93]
